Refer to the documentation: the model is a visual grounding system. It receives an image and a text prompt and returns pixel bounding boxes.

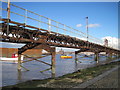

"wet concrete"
[1,54,119,87]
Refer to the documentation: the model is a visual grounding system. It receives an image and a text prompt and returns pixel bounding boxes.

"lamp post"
[112,37,113,48]
[7,0,10,19]
[86,17,88,41]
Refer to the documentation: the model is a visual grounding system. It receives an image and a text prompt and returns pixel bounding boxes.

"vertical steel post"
[118,53,120,58]
[24,9,27,25]
[64,24,66,35]
[115,53,117,58]
[94,52,99,63]
[38,15,41,29]
[108,53,112,59]
[56,22,58,33]
[117,53,120,58]
[106,52,108,60]
[7,0,10,36]
[48,18,51,33]
[51,48,56,78]
[18,69,22,81]
[7,0,10,19]
[75,52,78,63]
[18,54,21,70]
[86,17,88,42]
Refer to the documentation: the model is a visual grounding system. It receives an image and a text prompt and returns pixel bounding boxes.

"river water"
[1,54,119,87]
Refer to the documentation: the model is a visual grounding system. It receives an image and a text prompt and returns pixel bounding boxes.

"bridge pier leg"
[75,52,78,63]
[108,53,112,60]
[118,53,120,58]
[75,49,88,63]
[51,48,56,77]
[36,44,56,78]
[105,52,108,60]
[18,69,22,81]
[18,54,21,71]
[94,52,99,64]
[114,54,117,58]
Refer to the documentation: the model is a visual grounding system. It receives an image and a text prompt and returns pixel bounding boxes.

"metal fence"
[1,0,105,46]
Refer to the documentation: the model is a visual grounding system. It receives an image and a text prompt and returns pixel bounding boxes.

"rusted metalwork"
[0,1,104,45]
[86,17,89,41]
[6,0,10,36]
[18,43,40,54]
[1,0,120,77]
[18,54,21,71]
[40,68,51,73]
[1,19,120,55]
[23,54,52,66]
[20,64,29,71]
[51,47,56,75]
[94,52,99,64]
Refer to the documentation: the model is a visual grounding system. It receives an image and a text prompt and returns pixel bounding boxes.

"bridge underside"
[1,19,119,53]
[17,43,56,76]
[1,19,120,75]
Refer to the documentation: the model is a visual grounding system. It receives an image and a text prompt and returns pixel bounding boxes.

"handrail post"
[56,22,58,33]
[86,17,89,42]
[38,16,41,29]
[48,18,51,33]
[64,24,66,35]
[24,9,27,25]
[7,0,10,36]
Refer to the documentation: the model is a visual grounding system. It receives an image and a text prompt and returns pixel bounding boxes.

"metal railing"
[1,0,105,46]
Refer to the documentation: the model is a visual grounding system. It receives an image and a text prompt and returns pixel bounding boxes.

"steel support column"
[18,54,21,70]
[34,44,56,77]
[108,53,112,60]
[18,70,22,81]
[75,48,89,63]
[51,48,56,77]
[105,52,108,60]
[118,53,120,58]
[115,53,118,58]
[75,52,78,63]
[94,52,99,63]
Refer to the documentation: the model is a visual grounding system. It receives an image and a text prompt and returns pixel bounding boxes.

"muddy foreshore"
[2,60,120,89]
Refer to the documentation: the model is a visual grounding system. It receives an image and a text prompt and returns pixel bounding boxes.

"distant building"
[104,39,108,47]
[57,48,64,54]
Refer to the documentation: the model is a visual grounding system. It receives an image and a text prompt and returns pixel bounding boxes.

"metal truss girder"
[1,19,120,54]
[18,43,39,54]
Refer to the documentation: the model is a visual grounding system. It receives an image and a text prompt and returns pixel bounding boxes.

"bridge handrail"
[1,18,119,51]
[1,0,106,46]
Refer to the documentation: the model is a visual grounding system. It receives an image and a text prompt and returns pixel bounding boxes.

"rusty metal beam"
[1,19,120,54]
[23,54,51,66]
[1,35,119,54]
[18,43,40,54]
[75,48,89,54]
[18,54,21,70]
